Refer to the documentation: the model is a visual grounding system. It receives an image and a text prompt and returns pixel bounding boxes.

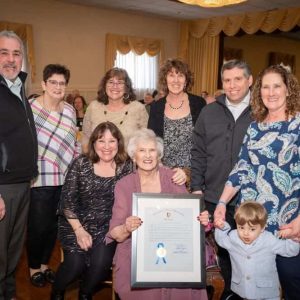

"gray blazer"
[215,222,299,299]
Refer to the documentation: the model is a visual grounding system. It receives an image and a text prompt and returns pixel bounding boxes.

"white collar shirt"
[225,91,250,121]
[5,76,23,101]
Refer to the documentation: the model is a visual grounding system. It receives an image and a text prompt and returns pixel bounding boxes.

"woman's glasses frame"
[46,80,67,87]
[106,80,125,87]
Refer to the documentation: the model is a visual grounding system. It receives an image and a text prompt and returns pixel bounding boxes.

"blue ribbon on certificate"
[156,242,167,264]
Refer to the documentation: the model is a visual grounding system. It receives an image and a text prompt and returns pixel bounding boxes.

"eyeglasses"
[106,80,125,87]
[47,80,67,87]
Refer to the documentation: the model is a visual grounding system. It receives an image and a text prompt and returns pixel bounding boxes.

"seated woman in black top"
[51,122,132,300]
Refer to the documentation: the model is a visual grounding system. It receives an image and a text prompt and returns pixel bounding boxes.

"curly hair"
[87,121,128,166]
[97,68,136,105]
[158,58,194,95]
[251,65,300,122]
[127,128,163,161]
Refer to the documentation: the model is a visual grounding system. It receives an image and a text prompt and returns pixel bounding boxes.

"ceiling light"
[178,0,247,8]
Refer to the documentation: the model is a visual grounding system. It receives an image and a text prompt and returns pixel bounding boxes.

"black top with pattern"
[58,155,132,252]
[163,113,193,168]
[76,117,84,131]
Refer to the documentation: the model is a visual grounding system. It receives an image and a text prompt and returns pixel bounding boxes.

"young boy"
[214,201,299,300]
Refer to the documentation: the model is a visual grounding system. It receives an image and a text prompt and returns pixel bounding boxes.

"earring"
[123,93,129,100]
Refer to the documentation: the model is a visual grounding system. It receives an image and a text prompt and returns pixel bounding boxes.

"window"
[114,50,158,99]
[22,44,28,72]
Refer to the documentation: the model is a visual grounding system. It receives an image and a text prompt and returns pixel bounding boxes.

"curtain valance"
[184,7,300,38]
[0,21,35,82]
[178,7,300,95]
[105,33,164,71]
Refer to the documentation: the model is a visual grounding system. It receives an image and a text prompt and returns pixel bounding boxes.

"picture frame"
[223,47,243,62]
[131,193,205,289]
[269,51,295,73]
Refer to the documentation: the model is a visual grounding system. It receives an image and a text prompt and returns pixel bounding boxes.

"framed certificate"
[131,193,205,288]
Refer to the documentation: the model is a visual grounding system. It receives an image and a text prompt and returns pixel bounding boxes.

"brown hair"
[234,201,267,228]
[158,58,194,95]
[251,65,300,122]
[43,64,70,84]
[97,68,136,105]
[73,95,87,116]
[87,122,128,166]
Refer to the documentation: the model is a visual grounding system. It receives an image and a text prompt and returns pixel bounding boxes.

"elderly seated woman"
[106,128,208,300]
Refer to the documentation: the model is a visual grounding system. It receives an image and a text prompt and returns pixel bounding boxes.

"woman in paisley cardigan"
[214,64,300,300]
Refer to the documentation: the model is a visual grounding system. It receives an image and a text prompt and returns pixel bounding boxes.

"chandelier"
[178,0,247,8]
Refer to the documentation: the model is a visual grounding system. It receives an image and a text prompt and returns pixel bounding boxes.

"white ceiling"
[59,0,300,20]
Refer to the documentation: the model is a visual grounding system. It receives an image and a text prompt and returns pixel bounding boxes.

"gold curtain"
[187,34,219,94]
[179,7,300,94]
[105,33,165,71]
[0,21,36,82]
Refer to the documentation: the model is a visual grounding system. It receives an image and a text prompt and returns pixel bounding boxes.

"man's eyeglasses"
[107,80,125,87]
[47,80,67,87]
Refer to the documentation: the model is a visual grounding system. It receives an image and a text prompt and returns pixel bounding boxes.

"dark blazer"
[148,93,206,138]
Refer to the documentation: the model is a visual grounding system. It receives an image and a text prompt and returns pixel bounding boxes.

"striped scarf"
[29,98,77,186]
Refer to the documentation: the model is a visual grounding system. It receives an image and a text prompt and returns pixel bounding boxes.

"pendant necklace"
[168,99,184,110]
[104,110,128,125]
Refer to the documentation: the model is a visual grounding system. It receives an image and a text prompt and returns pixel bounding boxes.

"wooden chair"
[102,266,115,300]
[206,266,224,300]
[205,230,224,300]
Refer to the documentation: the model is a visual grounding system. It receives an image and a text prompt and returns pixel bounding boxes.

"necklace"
[168,100,184,110]
[104,110,128,125]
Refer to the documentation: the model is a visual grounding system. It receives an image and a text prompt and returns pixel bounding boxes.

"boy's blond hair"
[234,201,267,227]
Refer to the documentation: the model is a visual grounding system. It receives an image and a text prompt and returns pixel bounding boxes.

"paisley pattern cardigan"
[227,114,300,235]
